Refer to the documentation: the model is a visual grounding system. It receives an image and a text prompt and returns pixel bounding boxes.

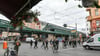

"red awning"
[0,0,41,19]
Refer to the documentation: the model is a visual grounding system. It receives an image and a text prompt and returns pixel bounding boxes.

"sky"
[0,0,89,33]
[31,0,89,33]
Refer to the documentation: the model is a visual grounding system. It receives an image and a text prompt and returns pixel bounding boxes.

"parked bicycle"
[4,47,17,56]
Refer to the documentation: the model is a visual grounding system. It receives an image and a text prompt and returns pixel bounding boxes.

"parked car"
[83,34,100,50]
[26,37,35,43]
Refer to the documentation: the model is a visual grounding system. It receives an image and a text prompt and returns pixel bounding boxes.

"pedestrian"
[52,39,59,53]
[62,39,66,48]
[74,40,77,48]
[55,39,59,50]
[45,40,48,49]
[50,39,53,45]
[72,40,75,48]
[34,39,38,48]
[69,40,71,46]
[14,39,21,55]
[41,40,45,49]
[72,39,77,48]
[30,40,33,48]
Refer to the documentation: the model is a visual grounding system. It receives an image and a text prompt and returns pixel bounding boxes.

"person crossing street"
[34,39,38,48]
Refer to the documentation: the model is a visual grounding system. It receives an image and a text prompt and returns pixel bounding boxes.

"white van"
[83,34,100,50]
[26,37,35,43]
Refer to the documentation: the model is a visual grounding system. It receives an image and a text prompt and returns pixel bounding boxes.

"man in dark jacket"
[14,39,21,55]
[30,40,33,48]
[45,40,48,49]
[34,39,38,48]
[55,39,59,50]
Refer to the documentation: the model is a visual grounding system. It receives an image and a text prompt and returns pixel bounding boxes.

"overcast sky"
[31,0,89,33]
[0,0,89,33]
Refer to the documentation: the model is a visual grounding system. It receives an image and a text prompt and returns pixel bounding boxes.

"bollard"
[3,41,8,49]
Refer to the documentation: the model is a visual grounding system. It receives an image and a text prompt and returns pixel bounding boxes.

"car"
[25,37,35,43]
[83,34,100,50]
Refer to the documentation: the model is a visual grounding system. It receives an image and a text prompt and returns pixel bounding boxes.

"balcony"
[87,16,92,21]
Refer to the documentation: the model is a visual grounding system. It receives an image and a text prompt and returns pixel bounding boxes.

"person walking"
[72,40,75,48]
[30,40,33,48]
[62,39,66,48]
[45,40,48,50]
[55,39,59,50]
[14,39,21,55]
[52,39,59,53]
[34,39,38,48]
[72,39,77,48]
[41,40,45,49]
[74,40,77,47]
[69,40,71,46]
[50,39,53,45]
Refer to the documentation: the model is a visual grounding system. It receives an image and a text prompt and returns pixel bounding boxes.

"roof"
[43,23,71,35]
[0,0,41,19]
[0,19,86,36]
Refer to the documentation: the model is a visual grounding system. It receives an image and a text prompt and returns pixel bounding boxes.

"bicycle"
[4,47,17,56]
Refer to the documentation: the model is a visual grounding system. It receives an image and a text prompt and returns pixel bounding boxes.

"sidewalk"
[0,40,14,44]
[0,43,14,56]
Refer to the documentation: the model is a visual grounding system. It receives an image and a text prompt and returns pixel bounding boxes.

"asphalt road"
[0,42,100,56]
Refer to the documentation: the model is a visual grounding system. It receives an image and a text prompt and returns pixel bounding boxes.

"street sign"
[71,30,76,33]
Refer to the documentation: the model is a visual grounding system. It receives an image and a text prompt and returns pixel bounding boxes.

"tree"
[65,0,100,8]
[11,9,40,28]
[11,9,40,40]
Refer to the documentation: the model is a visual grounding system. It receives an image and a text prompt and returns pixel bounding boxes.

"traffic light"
[63,24,67,27]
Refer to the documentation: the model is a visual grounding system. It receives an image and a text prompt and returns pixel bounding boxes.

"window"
[96,28,100,31]
[87,38,94,43]
[95,9,99,16]
[96,20,100,26]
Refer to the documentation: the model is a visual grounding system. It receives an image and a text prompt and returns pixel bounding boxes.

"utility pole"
[75,23,77,38]
[7,21,10,38]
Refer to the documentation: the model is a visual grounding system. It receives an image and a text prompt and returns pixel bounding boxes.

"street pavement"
[0,42,14,56]
[0,42,100,56]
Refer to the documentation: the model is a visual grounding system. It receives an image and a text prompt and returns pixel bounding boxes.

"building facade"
[23,20,41,30]
[87,0,100,34]
[0,19,41,38]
